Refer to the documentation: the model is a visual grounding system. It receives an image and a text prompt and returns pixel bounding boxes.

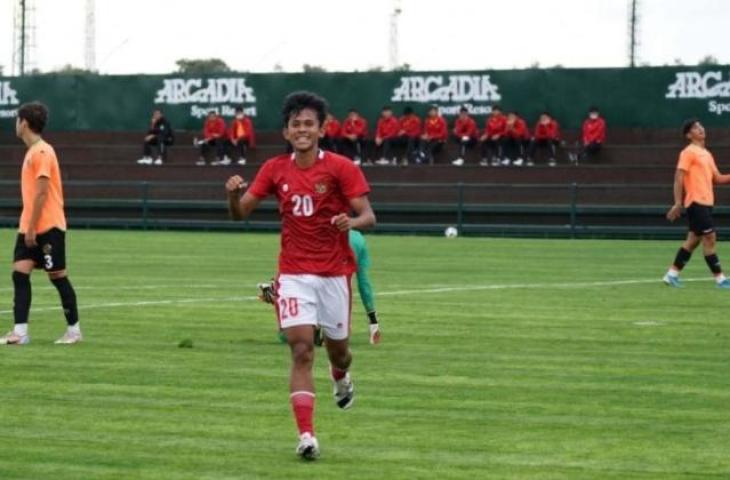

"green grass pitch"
[0,229,728,479]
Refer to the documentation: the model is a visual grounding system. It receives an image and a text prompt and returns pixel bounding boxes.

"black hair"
[382,105,392,111]
[403,106,414,115]
[588,105,599,113]
[682,118,700,137]
[459,105,469,113]
[281,91,328,127]
[208,110,217,115]
[235,106,244,113]
[17,102,48,134]
[491,104,502,112]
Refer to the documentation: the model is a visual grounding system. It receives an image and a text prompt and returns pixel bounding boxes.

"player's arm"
[332,196,376,231]
[225,175,261,220]
[25,176,50,247]
[712,169,730,185]
[666,169,685,222]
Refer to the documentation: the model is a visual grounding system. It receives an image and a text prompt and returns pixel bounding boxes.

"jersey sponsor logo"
[0,81,21,119]
[153,77,258,120]
[665,70,730,116]
[42,243,52,254]
[315,182,327,194]
[390,74,501,116]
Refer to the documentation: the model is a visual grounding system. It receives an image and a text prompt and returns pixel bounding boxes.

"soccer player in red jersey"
[225,92,376,460]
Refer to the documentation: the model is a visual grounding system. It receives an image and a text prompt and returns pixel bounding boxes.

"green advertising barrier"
[1,66,729,133]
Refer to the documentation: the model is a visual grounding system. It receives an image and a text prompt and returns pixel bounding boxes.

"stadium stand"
[2,128,730,238]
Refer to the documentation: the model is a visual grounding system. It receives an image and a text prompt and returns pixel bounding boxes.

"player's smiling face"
[284,108,323,153]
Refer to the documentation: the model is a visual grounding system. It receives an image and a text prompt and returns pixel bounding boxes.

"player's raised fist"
[331,213,351,231]
[225,175,248,194]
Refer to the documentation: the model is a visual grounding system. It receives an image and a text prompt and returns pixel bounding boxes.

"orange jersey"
[677,144,719,207]
[19,140,66,234]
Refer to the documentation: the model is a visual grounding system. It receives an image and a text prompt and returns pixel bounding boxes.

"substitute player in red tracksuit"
[225,91,375,461]
[417,105,448,165]
[341,109,368,164]
[397,107,422,165]
[197,110,227,165]
[451,106,478,166]
[374,105,400,165]
[228,106,256,166]
[571,106,606,164]
[502,111,529,166]
[479,105,507,166]
[528,112,561,167]
[322,113,342,153]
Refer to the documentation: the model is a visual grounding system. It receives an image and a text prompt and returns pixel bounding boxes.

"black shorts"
[686,203,715,236]
[14,228,67,272]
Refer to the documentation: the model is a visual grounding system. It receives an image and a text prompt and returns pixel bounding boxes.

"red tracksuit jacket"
[203,117,227,139]
[582,117,606,144]
[376,116,400,139]
[454,116,478,138]
[504,117,529,140]
[423,116,448,141]
[228,117,256,148]
[342,117,368,137]
[399,114,422,138]
[484,114,507,137]
[534,120,560,141]
[324,118,342,138]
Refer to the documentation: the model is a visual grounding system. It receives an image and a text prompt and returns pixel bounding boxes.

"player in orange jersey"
[664,119,730,288]
[1,102,81,345]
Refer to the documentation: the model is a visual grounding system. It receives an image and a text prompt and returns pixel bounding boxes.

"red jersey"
[248,150,370,276]
[399,114,422,138]
[534,119,560,141]
[376,116,400,139]
[229,117,256,148]
[454,116,478,138]
[582,117,606,144]
[504,117,529,140]
[203,117,227,139]
[342,117,368,137]
[324,118,342,138]
[484,113,507,137]
[423,116,448,141]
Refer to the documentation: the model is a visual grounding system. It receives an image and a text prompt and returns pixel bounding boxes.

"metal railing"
[1,180,728,238]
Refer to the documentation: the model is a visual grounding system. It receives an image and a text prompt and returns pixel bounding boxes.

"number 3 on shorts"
[278,297,299,320]
[44,254,54,270]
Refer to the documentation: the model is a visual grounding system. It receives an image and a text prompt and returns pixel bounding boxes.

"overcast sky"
[1,0,728,75]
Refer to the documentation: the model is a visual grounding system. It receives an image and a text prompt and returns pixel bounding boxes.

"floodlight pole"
[628,0,639,68]
[20,0,26,75]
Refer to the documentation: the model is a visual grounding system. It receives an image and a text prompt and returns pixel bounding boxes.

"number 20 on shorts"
[279,297,299,319]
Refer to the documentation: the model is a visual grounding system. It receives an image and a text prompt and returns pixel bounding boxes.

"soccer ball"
[444,226,459,238]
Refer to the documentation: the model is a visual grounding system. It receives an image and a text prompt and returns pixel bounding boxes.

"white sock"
[14,323,28,336]
[68,323,81,334]
[715,274,726,284]
[666,268,679,278]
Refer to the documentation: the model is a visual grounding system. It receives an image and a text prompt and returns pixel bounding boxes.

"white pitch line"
[0,277,711,315]
[0,295,260,315]
[0,284,225,293]
[377,277,709,296]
